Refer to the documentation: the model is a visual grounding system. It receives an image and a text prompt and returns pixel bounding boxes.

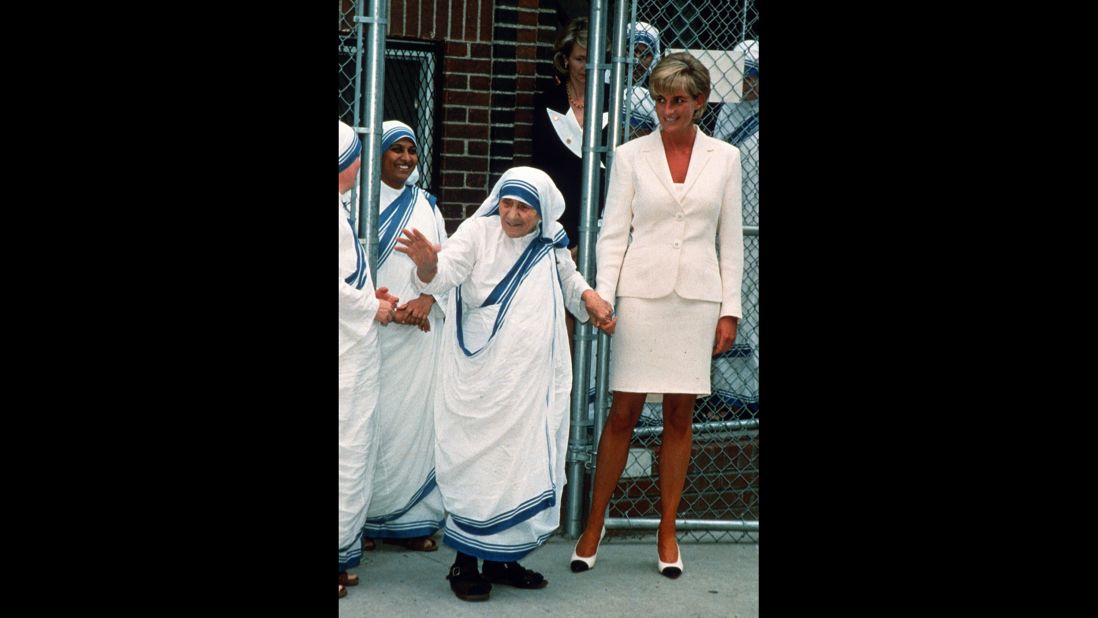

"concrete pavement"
[339,531,758,617]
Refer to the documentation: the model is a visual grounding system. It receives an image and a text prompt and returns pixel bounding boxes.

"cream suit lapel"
[680,130,715,201]
[643,131,678,203]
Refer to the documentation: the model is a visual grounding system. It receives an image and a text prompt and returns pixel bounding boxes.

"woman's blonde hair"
[551,17,589,78]
[648,52,711,121]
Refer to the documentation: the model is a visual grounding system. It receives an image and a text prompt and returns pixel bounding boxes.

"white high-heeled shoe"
[657,530,683,578]
[570,526,606,572]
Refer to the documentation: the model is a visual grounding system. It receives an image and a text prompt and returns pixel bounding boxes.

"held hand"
[374,299,397,325]
[393,228,439,282]
[597,316,617,336]
[582,290,614,327]
[394,306,431,332]
[396,294,435,332]
[374,286,399,306]
[712,316,738,356]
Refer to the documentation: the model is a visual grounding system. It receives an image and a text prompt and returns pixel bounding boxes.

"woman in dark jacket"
[531,17,609,255]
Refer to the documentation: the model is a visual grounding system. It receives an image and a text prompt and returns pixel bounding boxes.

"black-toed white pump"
[657,530,683,578]
[570,526,606,572]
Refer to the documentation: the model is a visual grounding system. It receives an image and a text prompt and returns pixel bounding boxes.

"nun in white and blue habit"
[714,39,759,146]
[712,40,759,419]
[362,120,449,548]
[338,120,382,585]
[396,166,609,600]
[625,21,663,132]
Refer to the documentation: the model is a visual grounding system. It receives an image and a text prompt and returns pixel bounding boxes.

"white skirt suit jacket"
[595,127,744,393]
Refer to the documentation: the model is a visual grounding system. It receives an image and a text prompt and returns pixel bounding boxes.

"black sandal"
[446,565,492,601]
[482,561,548,589]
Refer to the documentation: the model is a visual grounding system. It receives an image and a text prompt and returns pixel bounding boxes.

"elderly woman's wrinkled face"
[339,156,361,194]
[381,137,418,189]
[499,197,540,238]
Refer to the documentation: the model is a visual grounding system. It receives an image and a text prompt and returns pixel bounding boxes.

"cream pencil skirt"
[608,291,720,396]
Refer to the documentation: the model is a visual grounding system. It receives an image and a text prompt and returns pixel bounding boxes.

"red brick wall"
[385,0,560,233]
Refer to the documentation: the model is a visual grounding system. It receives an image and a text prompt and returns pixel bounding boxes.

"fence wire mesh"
[339,8,439,193]
[338,2,359,126]
[380,43,440,191]
[601,0,759,543]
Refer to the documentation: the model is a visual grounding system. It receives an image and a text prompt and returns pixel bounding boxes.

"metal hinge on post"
[353,16,389,25]
[567,444,596,471]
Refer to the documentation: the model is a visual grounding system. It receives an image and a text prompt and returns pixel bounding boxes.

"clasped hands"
[582,290,616,335]
[373,287,398,325]
[394,294,434,333]
[373,286,435,333]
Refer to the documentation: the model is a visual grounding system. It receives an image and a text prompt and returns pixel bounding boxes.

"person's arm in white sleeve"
[397,217,479,296]
[428,204,451,318]
[557,246,615,327]
[339,275,379,324]
[594,146,635,309]
[718,146,744,320]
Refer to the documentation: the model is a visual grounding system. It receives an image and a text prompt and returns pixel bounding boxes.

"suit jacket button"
[673,241,681,248]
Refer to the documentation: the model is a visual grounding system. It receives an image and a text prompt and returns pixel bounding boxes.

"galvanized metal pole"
[355,0,388,280]
[347,2,365,230]
[564,0,615,540]
[742,0,749,43]
[605,517,759,532]
[586,0,633,532]
[606,0,629,161]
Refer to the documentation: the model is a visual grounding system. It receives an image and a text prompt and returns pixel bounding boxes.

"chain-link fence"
[598,0,759,543]
[339,3,441,221]
[338,3,359,126]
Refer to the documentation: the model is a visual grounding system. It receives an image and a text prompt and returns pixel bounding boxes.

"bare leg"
[574,391,647,557]
[657,393,696,562]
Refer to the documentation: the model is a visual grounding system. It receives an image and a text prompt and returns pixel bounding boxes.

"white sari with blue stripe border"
[364,182,449,539]
[339,199,382,571]
[415,211,592,561]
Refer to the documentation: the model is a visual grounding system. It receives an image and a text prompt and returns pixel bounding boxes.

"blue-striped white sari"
[416,167,592,561]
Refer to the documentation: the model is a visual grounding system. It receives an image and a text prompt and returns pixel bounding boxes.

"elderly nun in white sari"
[395,166,613,601]
[339,120,398,598]
[362,121,448,550]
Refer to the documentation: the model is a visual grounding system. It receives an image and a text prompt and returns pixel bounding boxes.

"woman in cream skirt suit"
[571,52,744,579]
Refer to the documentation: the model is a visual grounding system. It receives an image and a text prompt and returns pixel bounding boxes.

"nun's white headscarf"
[473,167,569,248]
[339,120,361,173]
[631,22,662,83]
[380,120,422,186]
[732,39,759,90]
[604,21,662,87]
